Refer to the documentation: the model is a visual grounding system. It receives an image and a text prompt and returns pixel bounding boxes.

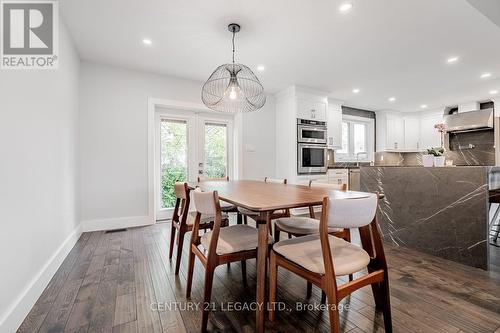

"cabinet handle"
[394,142,398,149]
[329,137,333,145]
[311,109,316,119]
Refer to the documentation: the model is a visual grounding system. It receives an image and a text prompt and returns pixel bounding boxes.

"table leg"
[255,211,270,333]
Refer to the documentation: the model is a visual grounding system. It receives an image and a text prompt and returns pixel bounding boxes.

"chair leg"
[243,215,248,225]
[348,274,353,282]
[287,233,292,239]
[372,277,393,332]
[269,252,278,322]
[321,291,326,304]
[186,247,196,298]
[241,260,247,284]
[202,266,215,333]
[169,224,176,259]
[325,290,341,333]
[268,219,273,236]
[306,281,312,299]
[237,212,243,225]
[174,229,185,275]
[274,227,281,243]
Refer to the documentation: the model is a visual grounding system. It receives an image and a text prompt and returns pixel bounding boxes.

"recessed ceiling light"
[420,104,428,109]
[352,88,360,93]
[339,2,353,13]
[490,90,498,95]
[142,38,152,46]
[481,72,491,79]
[388,97,396,102]
[257,65,265,71]
[446,56,459,63]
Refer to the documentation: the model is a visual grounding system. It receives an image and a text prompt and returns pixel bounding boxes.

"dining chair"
[268,193,392,333]
[186,188,270,333]
[274,181,352,296]
[237,177,290,233]
[197,176,239,216]
[169,182,229,275]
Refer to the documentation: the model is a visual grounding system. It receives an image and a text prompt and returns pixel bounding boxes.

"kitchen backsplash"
[375,152,423,166]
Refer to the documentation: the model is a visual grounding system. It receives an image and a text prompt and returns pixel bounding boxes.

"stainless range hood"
[443,108,494,133]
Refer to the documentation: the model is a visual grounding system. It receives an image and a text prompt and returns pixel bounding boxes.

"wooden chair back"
[318,193,385,283]
[265,177,287,184]
[191,189,224,257]
[327,194,377,228]
[172,182,190,226]
[197,176,230,182]
[309,180,347,191]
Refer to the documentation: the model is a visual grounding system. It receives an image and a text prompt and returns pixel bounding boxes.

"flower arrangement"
[427,147,444,156]
[434,123,445,148]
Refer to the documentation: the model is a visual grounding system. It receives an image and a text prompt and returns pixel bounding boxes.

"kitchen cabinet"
[327,101,342,149]
[420,113,443,149]
[328,169,348,186]
[297,98,327,121]
[404,117,421,150]
[377,113,405,150]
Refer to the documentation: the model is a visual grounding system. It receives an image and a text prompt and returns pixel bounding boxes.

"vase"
[422,154,434,167]
[433,156,445,167]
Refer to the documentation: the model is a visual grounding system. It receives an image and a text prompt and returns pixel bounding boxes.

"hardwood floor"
[19,218,500,333]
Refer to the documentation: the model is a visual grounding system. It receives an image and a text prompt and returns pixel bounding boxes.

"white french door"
[155,109,234,220]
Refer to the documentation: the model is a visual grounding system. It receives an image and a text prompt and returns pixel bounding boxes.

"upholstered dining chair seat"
[201,225,273,255]
[187,211,228,225]
[275,217,344,235]
[273,234,370,275]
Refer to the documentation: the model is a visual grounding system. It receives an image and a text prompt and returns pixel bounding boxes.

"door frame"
[148,98,243,222]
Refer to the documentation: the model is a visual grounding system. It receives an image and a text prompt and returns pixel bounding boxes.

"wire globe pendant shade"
[202,24,266,113]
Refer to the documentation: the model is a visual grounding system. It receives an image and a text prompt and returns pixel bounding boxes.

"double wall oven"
[297,119,328,174]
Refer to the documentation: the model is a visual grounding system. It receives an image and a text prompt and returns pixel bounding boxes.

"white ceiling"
[61,0,500,112]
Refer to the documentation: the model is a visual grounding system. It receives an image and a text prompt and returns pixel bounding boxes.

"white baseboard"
[81,215,154,232]
[0,224,82,333]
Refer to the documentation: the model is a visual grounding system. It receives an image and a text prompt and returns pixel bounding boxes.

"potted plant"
[427,147,445,167]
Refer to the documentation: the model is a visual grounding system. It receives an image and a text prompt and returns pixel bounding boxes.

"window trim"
[335,115,374,162]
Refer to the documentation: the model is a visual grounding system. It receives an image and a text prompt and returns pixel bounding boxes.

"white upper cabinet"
[420,113,443,149]
[327,100,342,149]
[385,113,404,150]
[376,110,444,152]
[297,98,327,121]
[403,117,421,150]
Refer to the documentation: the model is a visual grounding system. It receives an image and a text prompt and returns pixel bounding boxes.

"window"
[335,115,374,162]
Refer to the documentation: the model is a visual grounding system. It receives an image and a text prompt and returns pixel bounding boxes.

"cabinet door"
[327,104,342,148]
[420,114,442,149]
[386,114,404,150]
[297,98,327,121]
[404,117,420,150]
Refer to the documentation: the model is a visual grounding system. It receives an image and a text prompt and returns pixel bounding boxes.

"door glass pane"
[302,129,325,139]
[337,122,349,154]
[204,123,227,178]
[353,123,366,154]
[160,119,188,208]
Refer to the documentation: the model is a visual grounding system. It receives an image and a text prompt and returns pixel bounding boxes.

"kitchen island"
[360,166,500,269]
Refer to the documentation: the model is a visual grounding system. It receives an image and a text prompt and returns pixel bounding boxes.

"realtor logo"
[1,1,58,69]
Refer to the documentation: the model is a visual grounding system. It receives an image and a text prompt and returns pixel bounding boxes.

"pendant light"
[201,23,266,113]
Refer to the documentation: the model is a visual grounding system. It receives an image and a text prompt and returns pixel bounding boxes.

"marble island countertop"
[360,165,496,270]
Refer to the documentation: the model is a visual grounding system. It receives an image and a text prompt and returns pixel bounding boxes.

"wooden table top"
[190,180,371,212]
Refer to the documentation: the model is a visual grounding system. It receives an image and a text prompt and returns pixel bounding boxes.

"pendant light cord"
[232,28,236,64]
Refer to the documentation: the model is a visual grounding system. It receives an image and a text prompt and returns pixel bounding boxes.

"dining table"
[190,179,372,333]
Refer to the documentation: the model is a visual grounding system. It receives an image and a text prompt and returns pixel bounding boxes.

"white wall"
[0,21,80,332]
[79,62,275,225]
